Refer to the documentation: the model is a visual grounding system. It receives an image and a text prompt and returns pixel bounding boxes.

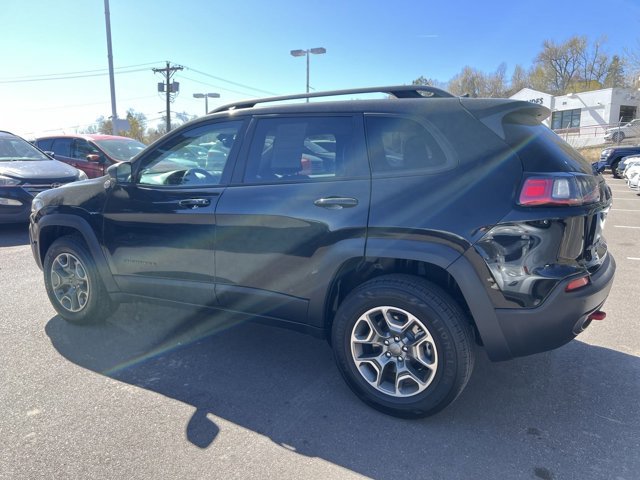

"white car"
[625,164,640,190]
[622,157,640,177]
[605,119,640,143]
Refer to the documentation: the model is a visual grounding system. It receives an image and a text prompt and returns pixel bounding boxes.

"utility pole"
[153,61,183,132]
[103,0,118,134]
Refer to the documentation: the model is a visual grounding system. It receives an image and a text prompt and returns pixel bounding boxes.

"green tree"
[508,64,530,95]
[604,55,628,88]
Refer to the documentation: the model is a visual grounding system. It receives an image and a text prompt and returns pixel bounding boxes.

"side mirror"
[45,151,55,159]
[107,162,132,185]
[86,153,103,163]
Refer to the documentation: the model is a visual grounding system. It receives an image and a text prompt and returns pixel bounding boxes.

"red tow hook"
[588,311,606,321]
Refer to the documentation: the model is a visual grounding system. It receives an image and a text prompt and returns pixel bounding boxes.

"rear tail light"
[518,174,600,207]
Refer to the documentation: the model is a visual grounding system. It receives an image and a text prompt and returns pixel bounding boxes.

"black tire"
[331,274,475,418]
[611,160,621,178]
[612,132,624,143]
[43,235,113,324]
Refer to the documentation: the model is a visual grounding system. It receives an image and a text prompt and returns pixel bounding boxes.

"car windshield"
[0,135,50,162]
[92,138,146,161]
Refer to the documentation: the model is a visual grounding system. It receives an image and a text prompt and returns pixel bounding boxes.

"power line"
[0,67,151,84]
[181,65,279,96]
[0,62,163,82]
[179,75,261,98]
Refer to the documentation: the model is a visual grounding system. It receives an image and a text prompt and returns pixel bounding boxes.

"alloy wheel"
[50,253,90,313]
[350,306,438,397]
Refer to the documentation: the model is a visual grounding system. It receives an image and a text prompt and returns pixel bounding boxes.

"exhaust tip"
[588,311,606,321]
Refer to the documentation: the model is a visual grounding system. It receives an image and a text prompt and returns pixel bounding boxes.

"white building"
[510,87,640,147]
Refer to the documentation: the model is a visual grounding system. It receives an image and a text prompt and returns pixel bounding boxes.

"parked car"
[0,130,86,224]
[34,134,145,178]
[627,165,640,189]
[29,85,615,418]
[604,119,640,143]
[615,155,640,178]
[597,145,640,177]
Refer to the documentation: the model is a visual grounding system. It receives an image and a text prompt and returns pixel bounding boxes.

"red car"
[35,134,146,178]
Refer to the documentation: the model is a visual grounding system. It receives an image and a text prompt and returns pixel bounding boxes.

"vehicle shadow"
[0,223,29,247]
[45,303,640,479]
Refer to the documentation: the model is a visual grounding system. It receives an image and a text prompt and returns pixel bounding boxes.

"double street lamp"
[290,47,326,100]
[193,92,220,114]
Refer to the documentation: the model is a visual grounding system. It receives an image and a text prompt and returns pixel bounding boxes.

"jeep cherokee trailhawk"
[30,86,615,418]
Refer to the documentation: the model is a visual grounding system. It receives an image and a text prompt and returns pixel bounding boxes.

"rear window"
[364,115,455,175]
[503,122,592,174]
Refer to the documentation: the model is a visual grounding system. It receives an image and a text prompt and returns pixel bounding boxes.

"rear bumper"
[493,253,615,358]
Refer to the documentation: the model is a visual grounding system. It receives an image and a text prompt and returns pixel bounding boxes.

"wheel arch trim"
[317,239,513,361]
[35,214,118,292]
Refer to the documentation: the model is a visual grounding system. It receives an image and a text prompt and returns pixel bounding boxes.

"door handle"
[313,197,359,209]
[179,198,211,209]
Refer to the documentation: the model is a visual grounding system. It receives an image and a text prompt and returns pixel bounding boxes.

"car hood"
[0,160,78,180]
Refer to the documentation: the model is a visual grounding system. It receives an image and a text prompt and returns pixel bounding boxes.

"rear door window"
[243,116,368,183]
[36,139,53,151]
[51,138,73,158]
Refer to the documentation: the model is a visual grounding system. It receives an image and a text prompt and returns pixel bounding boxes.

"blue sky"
[2,0,639,138]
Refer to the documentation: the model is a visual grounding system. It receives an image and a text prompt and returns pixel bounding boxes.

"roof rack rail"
[210,85,454,113]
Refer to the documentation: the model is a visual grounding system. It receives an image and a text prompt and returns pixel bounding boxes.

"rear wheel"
[43,235,113,324]
[612,131,624,143]
[331,274,475,418]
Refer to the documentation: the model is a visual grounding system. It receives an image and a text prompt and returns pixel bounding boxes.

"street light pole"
[193,93,221,115]
[103,0,118,134]
[290,47,326,101]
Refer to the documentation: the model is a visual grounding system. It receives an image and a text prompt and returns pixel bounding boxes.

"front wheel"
[612,160,622,178]
[43,235,113,324]
[331,274,475,418]
[612,132,624,143]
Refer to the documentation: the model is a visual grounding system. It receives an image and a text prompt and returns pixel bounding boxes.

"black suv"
[29,86,615,418]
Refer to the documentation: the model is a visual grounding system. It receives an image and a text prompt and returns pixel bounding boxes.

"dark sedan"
[0,131,86,224]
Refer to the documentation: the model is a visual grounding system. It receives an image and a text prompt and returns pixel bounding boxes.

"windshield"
[92,138,146,161]
[0,134,50,162]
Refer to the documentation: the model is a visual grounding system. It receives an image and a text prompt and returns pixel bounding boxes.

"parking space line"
[611,209,640,212]
[614,225,640,229]
[627,257,640,261]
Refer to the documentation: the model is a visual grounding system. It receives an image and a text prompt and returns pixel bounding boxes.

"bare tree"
[624,38,640,86]
[535,36,586,94]
[447,65,508,98]
[577,36,611,90]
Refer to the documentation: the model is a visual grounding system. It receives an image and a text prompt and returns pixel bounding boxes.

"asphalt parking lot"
[0,177,638,480]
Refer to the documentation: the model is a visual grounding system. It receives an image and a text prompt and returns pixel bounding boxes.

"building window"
[551,109,581,131]
[619,106,637,123]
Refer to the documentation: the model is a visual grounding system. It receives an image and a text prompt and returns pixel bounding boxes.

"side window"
[243,116,365,183]
[137,121,242,187]
[72,139,97,159]
[36,139,53,151]
[51,138,73,157]
[365,116,453,175]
